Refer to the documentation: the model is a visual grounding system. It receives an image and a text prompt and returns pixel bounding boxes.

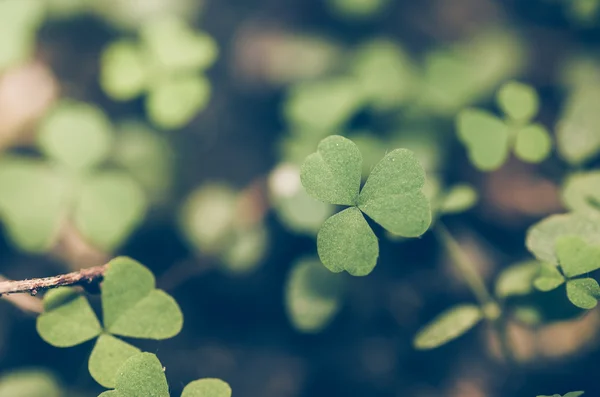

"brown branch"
[0,264,108,296]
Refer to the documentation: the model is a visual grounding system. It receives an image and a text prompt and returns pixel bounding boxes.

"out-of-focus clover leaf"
[556,236,600,278]
[350,39,416,110]
[438,184,479,215]
[284,78,365,131]
[562,171,600,213]
[497,81,539,123]
[0,0,45,70]
[556,83,600,165]
[495,260,540,299]
[37,101,114,170]
[413,304,483,350]
[456,81,551,171]
[325,0,391,19]
[285,258,345,333]
[0,369,62,397]
[301,135,431,276]
[99,353,232,397]
[534,262,565,292]
[0,157,69,252]
[74,171,148,251]
[221,225,268,274]
[566,278,600,309]
[537,392,584,397]
[526,212,600,266]
[100,15,217,129]
[36,257,183,388]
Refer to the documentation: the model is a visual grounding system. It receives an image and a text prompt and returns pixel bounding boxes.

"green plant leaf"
[37,101,114,170]
[562,171,600,213]
[413,304,483,350]
[100,40,148,100]
[181,379,232,397]
[494,260,539,298]
[556,236,600,278]
[526,212,600,266]
[497,81,539,122]
[74,171,148,251]
[326,0,390,19]
[357,149,431,236]
[140,16,218,72]
[514,124,552,163]
[300,135,362,206]
[537,392,585,397]
[284,78,365,131]
[101,257,183,339]
[0,369,61,397]
[0,157,68,252]
[36,287,102,348]
[285,258,345,333]
[533,262,565,292]
[438,184,478,214]
[456,108,510,171]
[317,207,378,276]
[146,74,211,130]
[88,334,141,388]
[98,353,169,397]
[566,278,600,309]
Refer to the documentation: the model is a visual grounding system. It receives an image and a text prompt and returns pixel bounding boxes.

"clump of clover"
[99,352,231,397]
[456,81,552,171]
[300,135,431,276]
[0,100,148,253]
[36,257,183,388]
[100,15,217,130]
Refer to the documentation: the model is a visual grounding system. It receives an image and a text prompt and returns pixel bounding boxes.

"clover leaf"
[537,393,584,397]
[0,369,62,397]
[100,15,217,130]
[413,304,483,350]
[98,353,232,397]
[301,135,431,276]
[494,260,540,299]
[533,262,565,292]
[566,278,600,309]
[37,257,183,388]
[562,171,600,214]
[556,236,600,278]
[437,184,479,215]
[285,258,345,333]
[456,81,552,171]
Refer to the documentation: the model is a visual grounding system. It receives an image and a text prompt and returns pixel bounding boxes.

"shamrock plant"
[100,15,217,130]
[0,100,148,253]
[99,352,231,397]
[300,135,431,276]
[456,81,552,171]
[36,257,183,388]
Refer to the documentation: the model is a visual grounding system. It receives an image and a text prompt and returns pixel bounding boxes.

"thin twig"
[0,264,108,296]
[0,275,43,313]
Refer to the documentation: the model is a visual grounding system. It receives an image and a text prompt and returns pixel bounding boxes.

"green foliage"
[98,352,231,397]
[301,135,431,276]
[413,304,483,350]
[325,0,391,19]
[0,101,149,253]
[0,369,62,397]
[100,15,217,129]
[0,0,45,70]
[562,171,600,213]
[494,260,540,299]
[537,391,585,397]
[285,258,345,333]
[456,81,552,171]
[179,183,268,274]
[36,257,183,388]
[436,184,479,215]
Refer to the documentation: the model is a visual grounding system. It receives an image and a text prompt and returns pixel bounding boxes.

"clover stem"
[434,221,514,363]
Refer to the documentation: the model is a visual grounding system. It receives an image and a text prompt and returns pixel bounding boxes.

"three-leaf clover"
[0,101,148,253]
[98,352,231,397]
[533,236,600,309]
[300,135,431,276]
[456,81,552,171]
[36,257,183,388]
[100,15,218,129]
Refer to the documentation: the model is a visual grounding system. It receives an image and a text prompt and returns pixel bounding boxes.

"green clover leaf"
[36,257,183,388]
[413,304,483,350]
[566,278,600,309]
[285,258,345,332]
[100,40,148,101]
[437,184,479,215]
[456,82,552,171]
[494,260,540,299]
[556,236,600,278]
[98,353,231,397]
[533,262,565,292]
[537,392,585,397]
[562,171,600,214]
[301,135,431,276]
[0,369,62,397]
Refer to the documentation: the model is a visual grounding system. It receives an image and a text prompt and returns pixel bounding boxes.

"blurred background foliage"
[1,0,600,396]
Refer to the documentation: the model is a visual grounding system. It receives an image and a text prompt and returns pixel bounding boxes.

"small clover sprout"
[456,81,552,171]
[36,257,183,388]
[301,135,431,276]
